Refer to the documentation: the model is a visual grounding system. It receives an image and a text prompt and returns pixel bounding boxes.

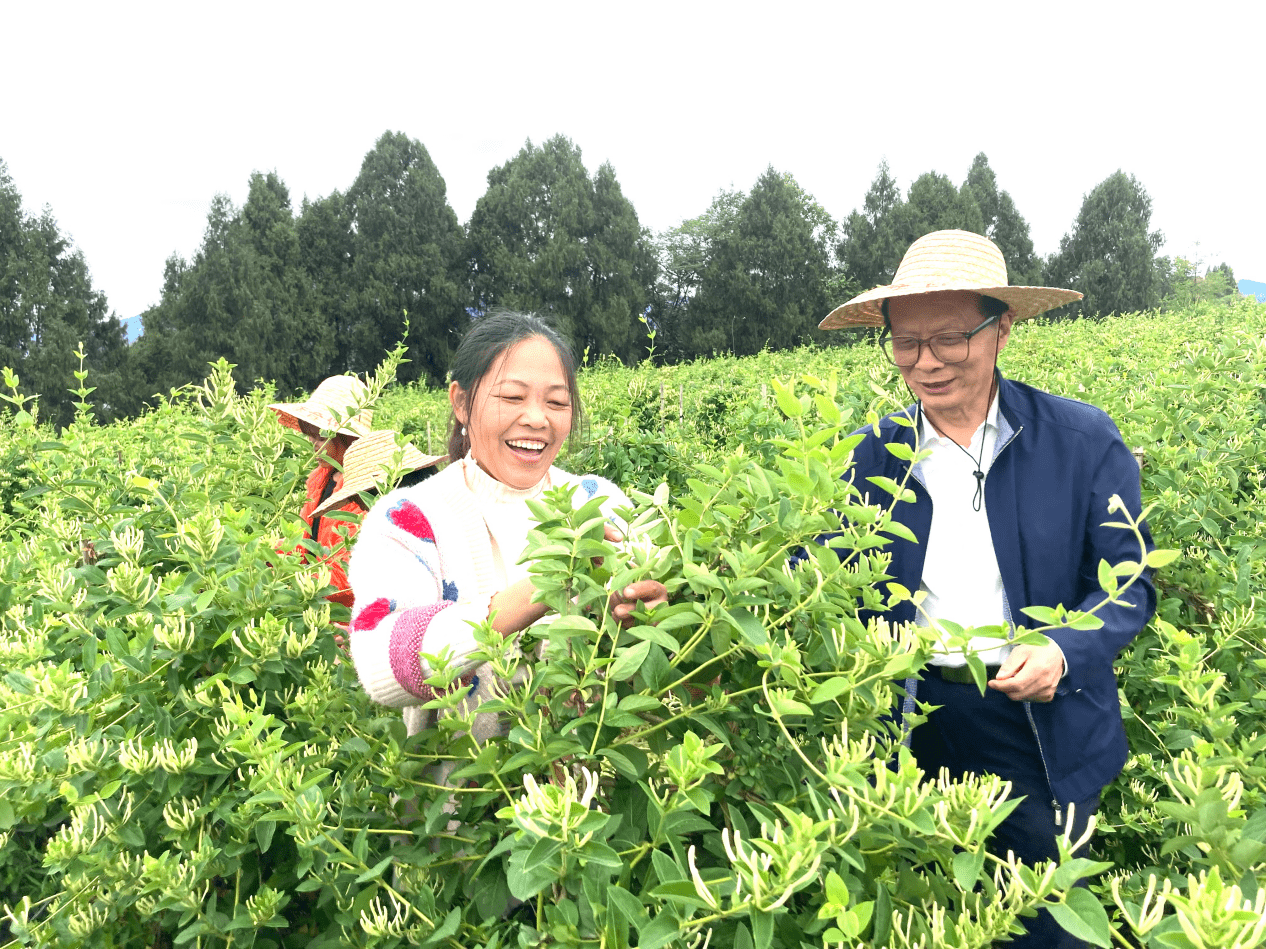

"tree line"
[0,134,1241,427]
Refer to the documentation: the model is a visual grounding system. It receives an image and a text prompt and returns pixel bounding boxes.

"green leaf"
[773,382,803,418]
[1046,887,1111,948]
[649,880,713,909]
[650,848,684,883]
[1020,605,1061,625]
[579,840,624,869]
[628,625,682,652]
[809,677,852,705]
[104,625,130,658]
[174,922,209,945]
[1097,559,1118,596]
[354,855,395,884]
[750,907,774,949]
[255,821,277,854]
[507,850,555,901]
[1052,858,1114,892]
[637,914,681,949]
[523,835,563,873]
[548,614,600,636]
[952,849,985,891]
[605,885,646,926]
[873,884,892,945]
[883,520,918,543]
[866,475,907,499]
[609,640,652,681]
[1145,548,1179,569]
[599,746,649,780]
[617,694,663,713]
[767,693,812,717]
[1066,612,1105,630]
[727,606,768,646]
[421,908,461,948]
[813,393,842,426]
[824,870,849,905]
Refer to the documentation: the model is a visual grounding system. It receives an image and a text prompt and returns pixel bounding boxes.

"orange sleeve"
[315,498,368,607]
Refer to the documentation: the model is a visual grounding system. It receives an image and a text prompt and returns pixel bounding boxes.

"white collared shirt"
[915,394,1012,667]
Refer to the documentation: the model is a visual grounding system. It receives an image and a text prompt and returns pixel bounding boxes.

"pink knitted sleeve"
[348,490,485,708]
[385,602,452,700]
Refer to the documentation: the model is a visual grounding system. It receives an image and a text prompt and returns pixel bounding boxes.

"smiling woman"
[451,335,578,490]
[346,310,669,744]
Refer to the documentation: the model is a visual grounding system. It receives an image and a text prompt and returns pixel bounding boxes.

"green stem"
[589,624,624,756]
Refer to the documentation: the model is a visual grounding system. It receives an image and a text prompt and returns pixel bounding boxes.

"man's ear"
[996,309,1016,352]
[448,381,467,425]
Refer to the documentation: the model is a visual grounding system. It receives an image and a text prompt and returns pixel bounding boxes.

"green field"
[2,299,1265,947]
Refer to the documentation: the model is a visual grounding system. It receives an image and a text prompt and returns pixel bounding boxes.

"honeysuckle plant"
[5,301,1266,947]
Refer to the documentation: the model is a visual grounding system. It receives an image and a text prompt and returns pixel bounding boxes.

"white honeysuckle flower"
[162,797,201,834]
[118,738,158,774]
[111,524,145,563]
[156,738,198,774]
[687,845,720,910]
[359,894,409,938]
[154,612,196,652]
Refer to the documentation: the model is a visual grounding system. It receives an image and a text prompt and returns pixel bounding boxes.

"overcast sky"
[4,0,1262,320]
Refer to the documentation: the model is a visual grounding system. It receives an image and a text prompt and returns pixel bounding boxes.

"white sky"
[3,0,1262,320]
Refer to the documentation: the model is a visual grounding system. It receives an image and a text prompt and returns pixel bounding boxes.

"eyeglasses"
[880,314,1001,368]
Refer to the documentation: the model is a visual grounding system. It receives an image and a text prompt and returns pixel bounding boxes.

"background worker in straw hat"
[268,375,376,608]
[307,430,444,608]
[819,230,1155,948]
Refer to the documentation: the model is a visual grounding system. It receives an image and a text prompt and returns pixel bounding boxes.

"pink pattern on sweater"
[388,602,452,698]
[352,597,395,632]
[386,499,435,542]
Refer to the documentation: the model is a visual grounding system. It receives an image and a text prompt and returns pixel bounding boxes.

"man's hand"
[988,643,1064,702]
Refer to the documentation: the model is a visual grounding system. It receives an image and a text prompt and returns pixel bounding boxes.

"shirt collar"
[919,388,1001,447]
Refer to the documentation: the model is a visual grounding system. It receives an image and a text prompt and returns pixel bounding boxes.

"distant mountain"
[1239,279,1266,303]
[121,315,143,343]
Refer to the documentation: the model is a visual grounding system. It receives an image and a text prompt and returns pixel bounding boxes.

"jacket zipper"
[909,418,1064,825]
[989,423,1064,826]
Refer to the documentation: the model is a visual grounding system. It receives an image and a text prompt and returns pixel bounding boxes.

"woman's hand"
[609,579,668,627]
[601,524,668,627]
[488,577,549,635]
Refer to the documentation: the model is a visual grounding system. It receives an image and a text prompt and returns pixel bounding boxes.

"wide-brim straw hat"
[819,229,1083,329]
[268,375,374,438]
[313,430,446,515]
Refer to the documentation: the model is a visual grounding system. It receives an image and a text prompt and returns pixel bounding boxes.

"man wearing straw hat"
[819,230,1155,947]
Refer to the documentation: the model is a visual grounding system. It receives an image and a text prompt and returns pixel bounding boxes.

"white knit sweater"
[347,458,632,738]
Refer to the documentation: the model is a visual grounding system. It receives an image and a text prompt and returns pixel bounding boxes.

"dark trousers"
[911,670,1099,949]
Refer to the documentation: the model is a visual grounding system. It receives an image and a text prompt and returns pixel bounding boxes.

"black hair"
[880,293,1010,332]
[446,309,582,461]
[396,465,439,491]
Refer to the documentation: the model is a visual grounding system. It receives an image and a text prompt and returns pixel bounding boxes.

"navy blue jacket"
[843,375,1155,803]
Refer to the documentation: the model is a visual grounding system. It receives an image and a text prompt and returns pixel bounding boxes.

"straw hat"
[819,229,1083,329]
[269,375,374,438]
[312,430,446,515]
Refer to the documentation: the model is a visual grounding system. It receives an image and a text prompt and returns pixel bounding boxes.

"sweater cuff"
[350,602,450,708]
[388,603,454,700]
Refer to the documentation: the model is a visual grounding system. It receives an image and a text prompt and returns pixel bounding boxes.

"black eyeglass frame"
[880,313,1002,368]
